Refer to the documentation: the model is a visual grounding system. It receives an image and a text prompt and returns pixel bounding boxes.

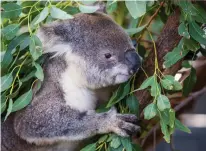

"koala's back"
[1,57,82,151]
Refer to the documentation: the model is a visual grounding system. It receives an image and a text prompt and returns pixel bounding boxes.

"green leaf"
[29,35,43,61]
[169,109,175,128]
[20,37,30,51]
[178,22,190,39]
[79,4,99,13]
[160,120,170,143]
[183,67,196,96]
[33,62,44,81]
[120,137,132,151]
[4,99,13,120]
[161,75,182,91]
[139,76,154,90]
[2,34,28,70]
[80,143,96,151]
[106,1,117,14]
[157,95,171,111]
[110,137,121,149]
[1,73,13,92]
[125,1,146,19]
[1,24,20,40]
[189,21,206,45]
[144,103,157,120]
[191,4,206,23]
[1,94,7,114]
[183,38,200,52]
[2,3,22,19]
[33,7,49,25]
[98,135,108,143]
[126,94,139,115]
[11,89,33,112]
[50,6,73,20]
[160,79,173,90]
[160,110,170,125]
[151,83,161,97]
[125,25,146,36]
[182,60,191,68]
[175,119,191,133]
[106,81,130,108]
[163,40,190,68]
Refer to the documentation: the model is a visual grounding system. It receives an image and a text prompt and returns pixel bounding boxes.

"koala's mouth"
[115,74,131,84]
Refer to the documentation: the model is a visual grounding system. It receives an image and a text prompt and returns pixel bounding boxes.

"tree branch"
[135,8,182,114]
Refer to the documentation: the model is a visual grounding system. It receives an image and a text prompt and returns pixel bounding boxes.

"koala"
[1,12,142,151]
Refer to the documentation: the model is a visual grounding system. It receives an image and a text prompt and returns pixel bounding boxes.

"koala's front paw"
[107,108,140,137]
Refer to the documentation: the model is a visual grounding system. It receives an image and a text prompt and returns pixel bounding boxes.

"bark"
[135,9,182,114]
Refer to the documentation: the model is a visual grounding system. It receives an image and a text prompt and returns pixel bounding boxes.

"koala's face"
[38,13,141,89]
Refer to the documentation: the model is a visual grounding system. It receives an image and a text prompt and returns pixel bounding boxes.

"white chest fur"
[60,67,97,112]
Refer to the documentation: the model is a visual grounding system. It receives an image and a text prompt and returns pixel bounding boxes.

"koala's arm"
[14,100,139,145]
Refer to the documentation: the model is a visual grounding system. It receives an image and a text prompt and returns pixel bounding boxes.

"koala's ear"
[93,1,106,13]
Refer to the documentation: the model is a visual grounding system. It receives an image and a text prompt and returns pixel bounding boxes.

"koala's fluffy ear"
[93,1,106,13]
[37,21,72,55]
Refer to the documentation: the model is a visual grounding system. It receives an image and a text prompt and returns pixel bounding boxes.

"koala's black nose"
[125,50,142,74]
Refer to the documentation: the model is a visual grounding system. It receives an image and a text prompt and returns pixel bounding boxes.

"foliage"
[1,0,205,150]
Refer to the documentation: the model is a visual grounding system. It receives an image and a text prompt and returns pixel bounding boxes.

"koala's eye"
[104,53,112,59]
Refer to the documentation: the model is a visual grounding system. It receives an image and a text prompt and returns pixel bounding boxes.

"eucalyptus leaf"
[2,3,22,19]
[178,22,190,39]
[106,1,117,14]
[125,25,146,36]
[4,99,13,120]
[125,1,146,19]
[182,60,191,68]
[79,4,99,13]
[189,21,206,45]
[33,62,44,81]
[139,76,154,90]
[120,137,132,151]
[126,94,139,115]
[2,24,20,40]
[183,67,196,96]
[163,41,190,68]
[175,119,191,133]
[106,81,130,108]
[144,103,157,120]
[80,143,96,151]
[29,35,43,61]
[50,6,73,20]
[110,137,121,149]
[151,83,161,97]
[1,73,13,92]
[1,94,7,114]
[34,7,49,25]
[11,89,33,112]
[169,109,175,128]
[160,120,170,143]
[157,95,171,111]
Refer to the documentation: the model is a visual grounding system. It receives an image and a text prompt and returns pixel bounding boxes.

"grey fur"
[1,13,140,151]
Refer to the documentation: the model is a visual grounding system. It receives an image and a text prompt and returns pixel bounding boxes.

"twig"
[174,87,206,112]
[170,135,176,151]
[146,2,165,28]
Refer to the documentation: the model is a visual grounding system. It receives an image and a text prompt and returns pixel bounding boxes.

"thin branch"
[146,2,165,28]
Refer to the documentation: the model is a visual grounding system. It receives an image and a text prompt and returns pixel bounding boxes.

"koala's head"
[38,13,141,89]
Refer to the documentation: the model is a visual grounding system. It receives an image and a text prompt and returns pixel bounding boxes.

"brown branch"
[146,2,165,28]
[135,8,182,114]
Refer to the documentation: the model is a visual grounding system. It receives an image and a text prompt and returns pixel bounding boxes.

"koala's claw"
[107,109,140,137]
[117,114,139,124]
